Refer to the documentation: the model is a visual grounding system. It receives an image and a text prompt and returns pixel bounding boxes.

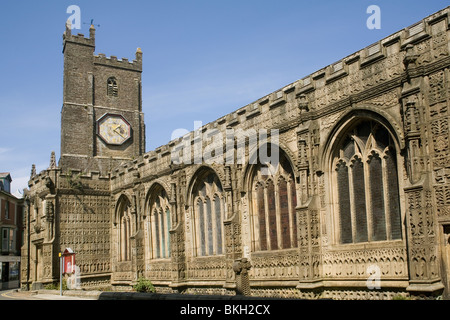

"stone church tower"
[60,22,145,174]
[21,23,145,290]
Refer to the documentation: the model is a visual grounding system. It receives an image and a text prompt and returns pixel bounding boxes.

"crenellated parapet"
[63,21,95,48]
[94,50,142,72]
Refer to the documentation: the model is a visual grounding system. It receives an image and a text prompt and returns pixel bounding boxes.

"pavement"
[2,289,99,300]
[2,288,292,301]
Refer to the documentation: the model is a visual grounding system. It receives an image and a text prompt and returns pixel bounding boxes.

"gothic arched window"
[332,119,402,244]
[191,170,224,257]
[117,197,132,262]
[107,77,118,97]
[148,186,171,259]
[250,150,298,252]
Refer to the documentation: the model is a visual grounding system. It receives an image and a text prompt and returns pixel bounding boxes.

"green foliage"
[133,277,155,293]
[45,279,68,290]
[65,169,83,190]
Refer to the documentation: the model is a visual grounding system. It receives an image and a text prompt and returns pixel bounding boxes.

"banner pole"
[59,253,62,296]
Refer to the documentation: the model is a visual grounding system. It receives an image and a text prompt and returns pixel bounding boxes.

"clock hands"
[112,124,126,138]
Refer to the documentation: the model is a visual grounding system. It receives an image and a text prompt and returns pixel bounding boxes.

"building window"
[117,197,132,262]
[2,229,8,252]
[4,201,9,220]
[148,186,171,259]
[333,119,402,244]
[1,228,14,253]
[107,77,118,97]
[192,171,224,256]
[250,150,298,252]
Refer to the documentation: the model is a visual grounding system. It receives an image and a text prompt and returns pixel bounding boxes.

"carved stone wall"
[59,193,111,276]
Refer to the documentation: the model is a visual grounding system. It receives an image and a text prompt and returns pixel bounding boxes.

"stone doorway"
[32,245,44,290]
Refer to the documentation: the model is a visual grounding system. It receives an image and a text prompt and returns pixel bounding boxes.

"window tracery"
[333,120,402,244]
[250,151,298,252]
[192,171,224,256]
[148,186,171,259]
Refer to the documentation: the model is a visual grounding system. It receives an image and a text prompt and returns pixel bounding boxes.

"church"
[21,7,450,299]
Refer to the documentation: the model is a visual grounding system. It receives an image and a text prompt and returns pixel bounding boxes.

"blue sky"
[0,0,447,194]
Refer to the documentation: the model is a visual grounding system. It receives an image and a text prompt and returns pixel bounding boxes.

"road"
[0,289,95,300]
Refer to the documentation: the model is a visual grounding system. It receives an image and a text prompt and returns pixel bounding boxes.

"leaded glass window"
[148,186,171,259]
[250,151,298,251]
[333,120,402,244]
[192,171,224,256]
[107,77,118,97]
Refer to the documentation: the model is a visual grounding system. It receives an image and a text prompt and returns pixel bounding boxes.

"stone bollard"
[233,258,252,296]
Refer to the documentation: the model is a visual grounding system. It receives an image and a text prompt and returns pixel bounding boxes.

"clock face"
[97,114,132,145]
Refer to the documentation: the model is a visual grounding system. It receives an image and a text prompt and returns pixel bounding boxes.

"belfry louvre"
[21,7,450,299]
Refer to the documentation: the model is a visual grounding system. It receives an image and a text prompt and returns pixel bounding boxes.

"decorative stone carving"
[233,258,252,296]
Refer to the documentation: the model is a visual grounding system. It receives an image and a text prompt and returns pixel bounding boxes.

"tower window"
[107,77,118,97]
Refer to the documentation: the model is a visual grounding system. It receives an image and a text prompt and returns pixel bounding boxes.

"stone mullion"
[195,198,203,257]
[165,207,170,258]
[152,209,158,259]
[155,209,161,259]
[211,196,218,256]
[348,161,357,243]
[156,209,161,259]
[381,154,392,241]
[121,217,126,261]
[287,179,295,248]
[118,217,122,261]
[275,179,282,250]
[263,185,271,251]
[203,199,209,255]
[197,201,204,257]
[251,186,260,252]
[148,210,153,260]
[161,208,166,258]
[159,208,165,259]
[127,215,132,261]
[166,207,172,258]
[219,197,225,254]
[364,157,374,242]
[192,203,198,257]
